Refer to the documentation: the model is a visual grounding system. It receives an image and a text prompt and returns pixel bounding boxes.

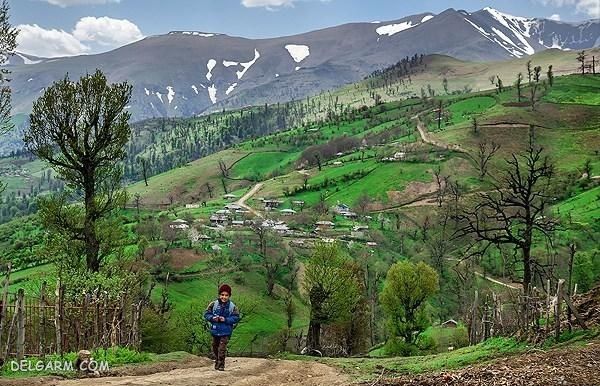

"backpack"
[212,300,238,329]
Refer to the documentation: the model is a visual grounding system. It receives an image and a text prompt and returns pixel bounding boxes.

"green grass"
[543,75,600,105]
[230,151,298,180]
[446,96,497,125]
[554,185,600,225]
[155,271,309,353]
[286,337,526,381]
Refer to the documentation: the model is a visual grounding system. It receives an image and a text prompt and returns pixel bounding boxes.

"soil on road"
[4,357,350,386]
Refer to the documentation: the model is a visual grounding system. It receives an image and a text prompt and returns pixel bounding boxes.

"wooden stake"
[16,289,25,359]
[555,279,564,341]
[0,262,12,360]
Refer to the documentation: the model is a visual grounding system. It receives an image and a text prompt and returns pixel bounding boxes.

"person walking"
[204,284,240,371]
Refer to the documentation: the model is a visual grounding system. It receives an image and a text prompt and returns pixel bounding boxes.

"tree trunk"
[307,319,321,352]
[84,176,100,272]
[522,245,532,296]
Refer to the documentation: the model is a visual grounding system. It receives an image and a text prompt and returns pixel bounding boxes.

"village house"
[280,208,297,216]
[225,203,243,211]
[210,214,230,227]
[223,193,237,200]
[185,203,200,209]
[169,219,190,229]
[315,220,335,231]
[332,203,351,214]
[441,319,459,329]
[263,198,283,210]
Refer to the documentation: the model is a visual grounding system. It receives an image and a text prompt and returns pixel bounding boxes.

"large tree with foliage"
[0,0,18,193]
[303,242,360,352]
[24,69,132,272]
[380,260,439,345]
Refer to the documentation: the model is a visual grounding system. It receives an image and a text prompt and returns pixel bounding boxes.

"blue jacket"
[204,299,240,337]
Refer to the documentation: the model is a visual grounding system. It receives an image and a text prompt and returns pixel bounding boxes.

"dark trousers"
[212,335,229,368]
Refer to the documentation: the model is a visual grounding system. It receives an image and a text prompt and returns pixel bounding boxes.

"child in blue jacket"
[204,284,240,371]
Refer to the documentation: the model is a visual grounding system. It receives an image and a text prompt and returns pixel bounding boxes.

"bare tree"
[526,60,533,83]
[204,182,213,198]
[218,159,229,178]
[577,51,586,75]
[530,66,542,111]
[250,222,285,297]
[134,193,141,218]
[139,158,149,186]
[454,128,556,295]
[474,140,501,180]
[515,72,523,102]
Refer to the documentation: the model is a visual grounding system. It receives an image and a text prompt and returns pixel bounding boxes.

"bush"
[384,337,418,356]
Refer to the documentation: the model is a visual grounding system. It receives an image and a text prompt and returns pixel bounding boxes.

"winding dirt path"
[235,183,264,218]
[411,113,467,153]
[52,357,349,386]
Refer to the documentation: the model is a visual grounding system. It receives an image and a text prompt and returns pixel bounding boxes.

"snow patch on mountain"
[155,92,163,103]
[144,88,150,96]
[376,21,417,36]
[16,53,42,65]
[295,66,301,71]
[27,78,33,82]
[464,18,494,43]
[166,86,175,104]
[236,49,260,80]
[484,7,535,55]
[421,15,434,23]
[226,83,238,95]
[191,85,199,94]
[206,59,217,81]
[208,84,217,104]
[285,44,310,63]
[223,60,239,67]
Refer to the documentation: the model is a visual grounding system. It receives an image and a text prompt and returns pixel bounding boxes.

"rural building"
[169,219,190,229]
[210,214,230,227]
[263,199,283,209]
[185,203,200,209]
[332,203,350,214]
[315,220,335,231]
[223,193,237,200]
[441,319,458,328]
[280,208,297,216]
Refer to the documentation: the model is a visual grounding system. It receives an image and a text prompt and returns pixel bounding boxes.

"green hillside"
[1,50,599,359]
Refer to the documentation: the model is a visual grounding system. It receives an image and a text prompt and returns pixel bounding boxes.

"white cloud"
[241,0,329,9]
[42,0,121,7]
[536,0,599,18]
[241,0,295,7]
[16,16,143,57]
[16,24,90,57]
[73,16,143,47]
[549,13,561,20]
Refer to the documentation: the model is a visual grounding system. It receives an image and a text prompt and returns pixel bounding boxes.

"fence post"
[555,279,564,341]
[0,262,12,360]
[54,280,63,356]
[469,290,479,345]
[39,281,46,358]
[82,292,89,349]
[4,292,18,359]
[16,289,25,359]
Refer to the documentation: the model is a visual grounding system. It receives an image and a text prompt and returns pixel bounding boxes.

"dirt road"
[9,357,350,386]
[411,113,467,153]
[235,183,264,218]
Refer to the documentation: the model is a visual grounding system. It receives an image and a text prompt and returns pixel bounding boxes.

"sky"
[9,0,600,58]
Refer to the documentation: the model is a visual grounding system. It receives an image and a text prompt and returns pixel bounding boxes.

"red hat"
[219,284,232,295]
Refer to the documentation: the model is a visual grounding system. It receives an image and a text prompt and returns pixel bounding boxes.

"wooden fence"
[468,278,587,345]
[0,263,145,360]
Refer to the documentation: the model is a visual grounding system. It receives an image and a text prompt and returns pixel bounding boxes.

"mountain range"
[5,7,600,123]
